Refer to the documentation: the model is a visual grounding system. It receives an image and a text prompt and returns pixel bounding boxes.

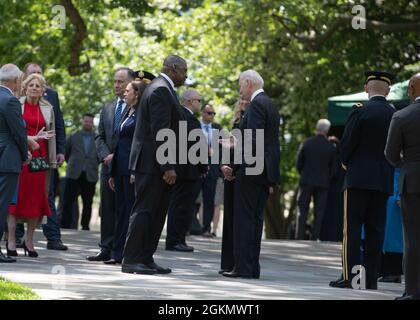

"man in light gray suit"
[61,113,99,231]
[87,67,135,261]
[0,64,29,263]
[385,73,420,300]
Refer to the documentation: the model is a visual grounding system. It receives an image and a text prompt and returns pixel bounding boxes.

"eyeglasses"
[205,112,216,116]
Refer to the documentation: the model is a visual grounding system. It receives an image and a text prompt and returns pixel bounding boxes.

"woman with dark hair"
[105,79,149,264]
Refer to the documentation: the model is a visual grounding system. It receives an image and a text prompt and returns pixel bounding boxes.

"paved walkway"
[1,230,404,300]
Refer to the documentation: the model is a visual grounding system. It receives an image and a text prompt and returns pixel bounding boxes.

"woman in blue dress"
[379,167,404,282]
[106,79,149,264]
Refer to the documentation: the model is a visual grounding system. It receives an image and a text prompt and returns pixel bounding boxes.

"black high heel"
[6,242,18,257]
[22,241,38,258]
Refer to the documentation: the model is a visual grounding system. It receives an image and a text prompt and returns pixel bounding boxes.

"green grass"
[0,276,40,300]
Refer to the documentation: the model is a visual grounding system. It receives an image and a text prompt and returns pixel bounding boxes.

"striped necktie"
[113,100,124,132]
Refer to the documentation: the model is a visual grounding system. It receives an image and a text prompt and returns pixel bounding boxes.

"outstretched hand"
[37,127,55,140]
[218,135,237,149]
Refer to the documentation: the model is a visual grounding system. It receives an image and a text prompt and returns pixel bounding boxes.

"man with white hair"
[0,64,29,263]
[330,71,396,290]
[295,119,336,240]
[165,89,207,252]
[221,70,280,279]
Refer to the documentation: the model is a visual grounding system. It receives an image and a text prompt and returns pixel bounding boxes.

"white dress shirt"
[160,73,175,91]
[251,88,264,102]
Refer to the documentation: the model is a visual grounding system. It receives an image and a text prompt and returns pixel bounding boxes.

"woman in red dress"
[7,74,56,258]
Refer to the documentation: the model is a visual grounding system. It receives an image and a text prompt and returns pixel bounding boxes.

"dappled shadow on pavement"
[0,230,403,300]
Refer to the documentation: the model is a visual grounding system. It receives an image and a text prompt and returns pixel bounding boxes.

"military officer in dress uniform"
[329,71,396,290]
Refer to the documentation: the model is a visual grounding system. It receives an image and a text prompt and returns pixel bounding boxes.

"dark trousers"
[221,179,235,271]
[201,176,217,233]
[166,178,200,248]
[0,173,19,241]
[123,173,172,265]
[16,170,62,242]
[401,193,420,296]
[112,174,135,261]
[296,184,328,240]
[233,174,269,277]
[98,168,116,252]
[61,172,96,229]
[342,188,388,288]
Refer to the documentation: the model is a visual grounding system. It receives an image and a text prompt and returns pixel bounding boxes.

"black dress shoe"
[378,275,401,283]
[47,240,68,251]
[103,259,122,265]
[121,263,157,275]
[222,271,255,279]
[166,244,194,252]
[86,250,110,261]
[6,242,18,257]
[189,229,203,236]
[218,269,232,275]
[147,262,172,274]
[0,250,16,263]
[329,278,352,289]
[395,294,420,300]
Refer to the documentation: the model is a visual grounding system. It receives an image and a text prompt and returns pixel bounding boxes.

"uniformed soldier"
[329,71,396,290]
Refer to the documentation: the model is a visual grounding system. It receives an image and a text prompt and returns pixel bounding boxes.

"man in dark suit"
[122,55,187,275]
[0,64,29,263]
[15,63,68,251]
[222,69,280,279]
[165,89,207,252]
[61,113,99,230]
[199,104,222,237]
[89,67,135,261]
[295,119,336,240]
[330,71,396,290]
[385,73,420,300]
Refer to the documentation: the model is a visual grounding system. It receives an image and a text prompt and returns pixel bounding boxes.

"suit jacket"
[341,96,395,194]
[129,75,185,175]
[111,109,137,176]
[297,134,337,188]
[0,86,28,173]
[65,130,99,182]
[234,91,280,185]
[44,87,65,155]
[385,99,420,194]
[96,98,129,175]
[19,96,57,167]
[177,107,208,180]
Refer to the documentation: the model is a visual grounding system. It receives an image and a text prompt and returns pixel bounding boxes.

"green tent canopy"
[328,80,410,126]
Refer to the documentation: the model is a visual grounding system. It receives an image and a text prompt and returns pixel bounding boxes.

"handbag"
[28,155,50,172]
[27,103,50,172]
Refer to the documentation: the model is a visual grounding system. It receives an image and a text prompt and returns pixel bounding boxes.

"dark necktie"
[113,100,124,132]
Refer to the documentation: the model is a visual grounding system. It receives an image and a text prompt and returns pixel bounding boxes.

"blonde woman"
[7,73,56,258]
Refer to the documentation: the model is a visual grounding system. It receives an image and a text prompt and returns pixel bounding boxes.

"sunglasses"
[205,112,216,116]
